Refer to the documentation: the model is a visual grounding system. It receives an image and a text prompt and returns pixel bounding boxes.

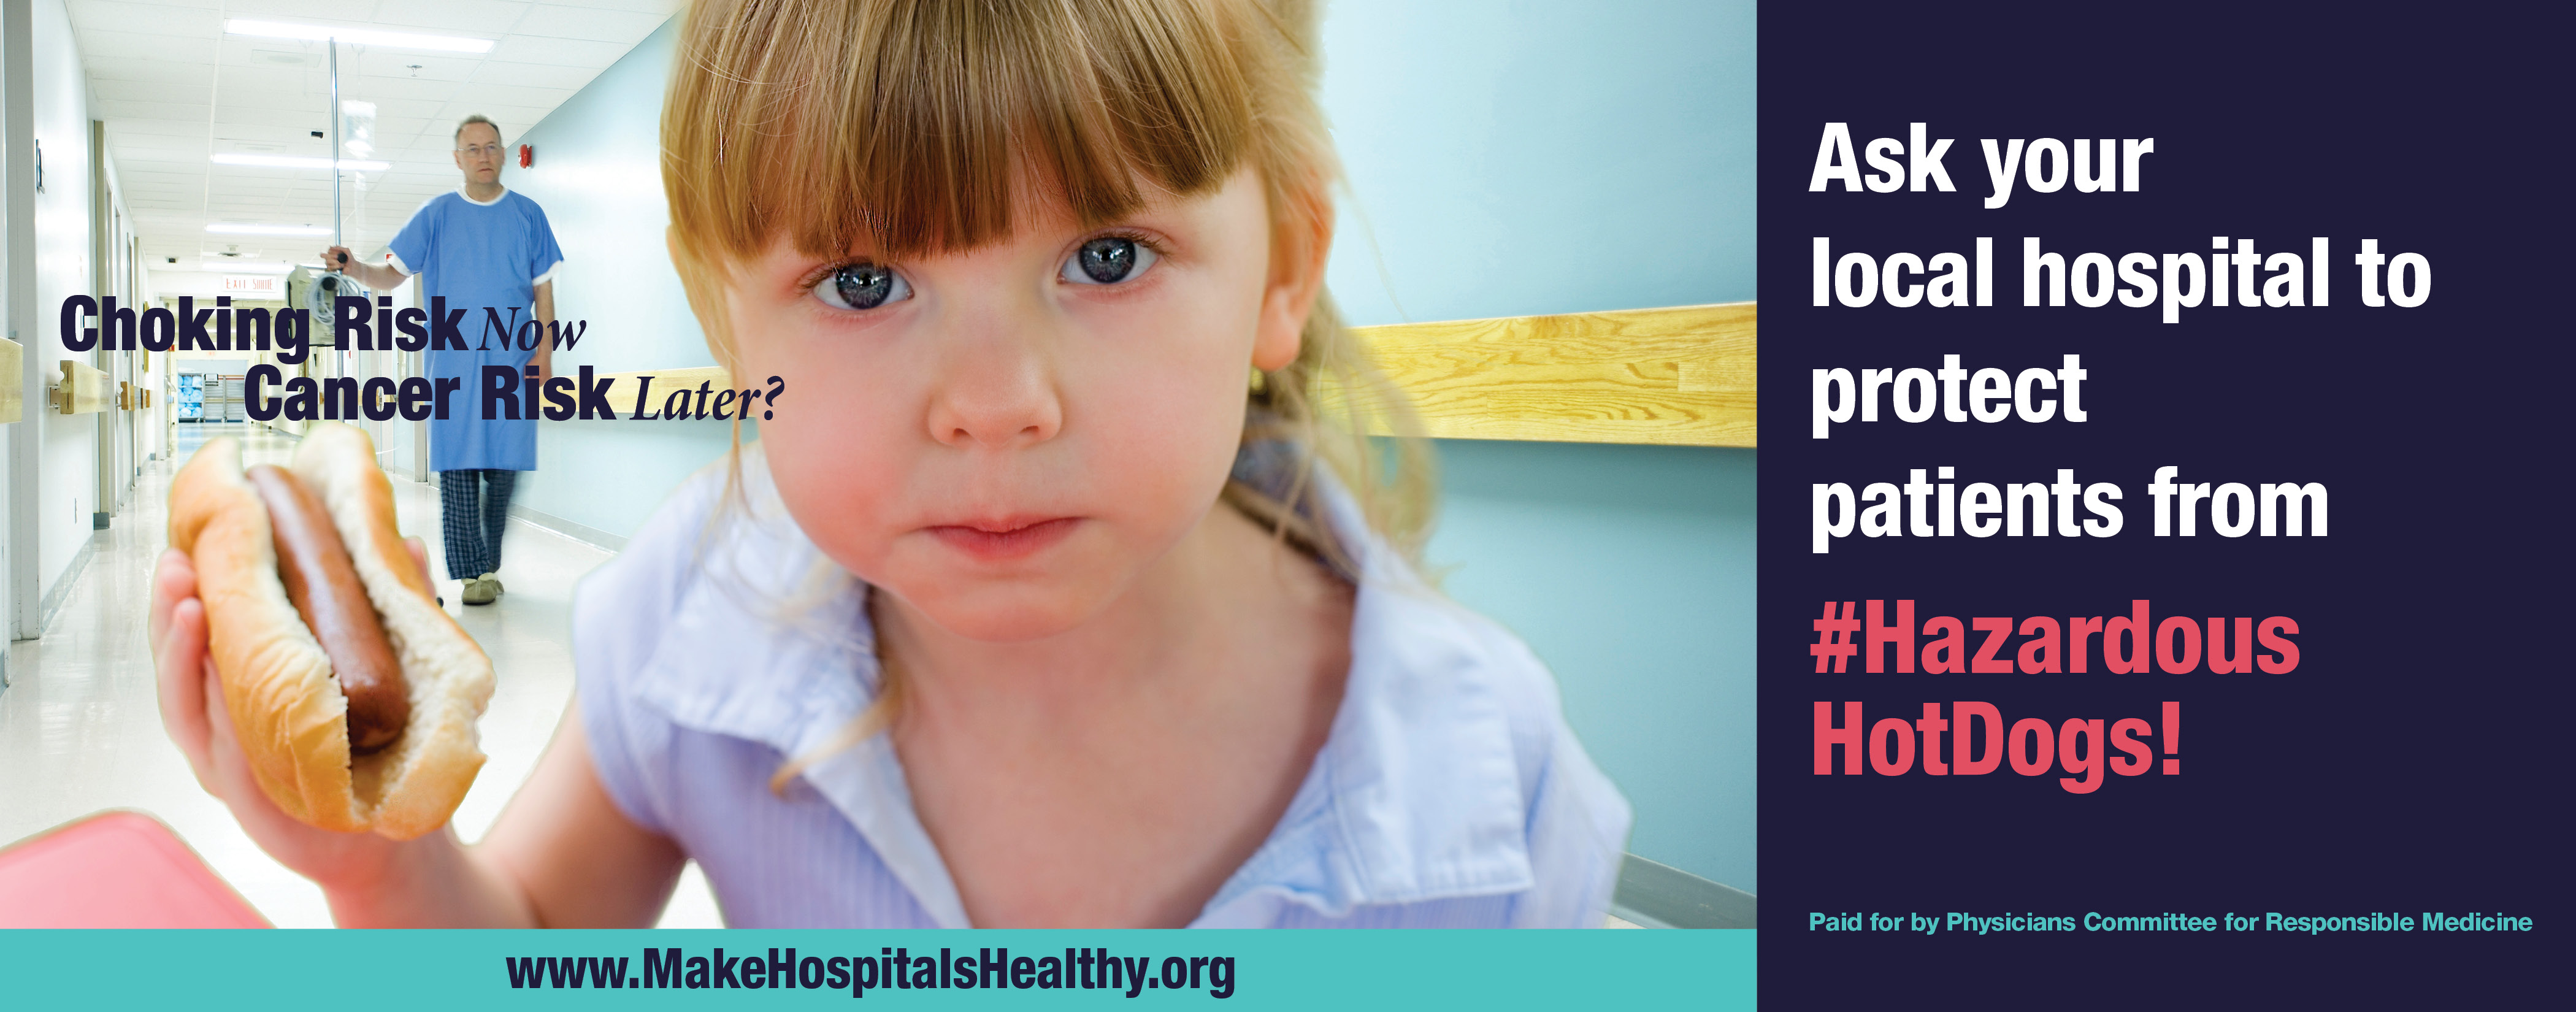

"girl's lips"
[925,516,1081,561]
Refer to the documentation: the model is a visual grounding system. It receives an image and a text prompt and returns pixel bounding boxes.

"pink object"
[0,811,270,927]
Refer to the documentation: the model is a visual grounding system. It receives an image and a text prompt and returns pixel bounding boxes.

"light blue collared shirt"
[574,445,1632,927]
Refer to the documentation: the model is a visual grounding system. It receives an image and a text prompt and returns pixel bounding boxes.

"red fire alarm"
[518,144,534,168]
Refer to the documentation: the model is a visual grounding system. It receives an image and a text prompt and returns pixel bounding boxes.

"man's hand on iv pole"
[320,245,408,293]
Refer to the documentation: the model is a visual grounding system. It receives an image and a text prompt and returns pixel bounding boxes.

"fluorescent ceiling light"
[205,261,294,274]
[205,223,331,236]
[224,18,494,54]
[211,153,391,171]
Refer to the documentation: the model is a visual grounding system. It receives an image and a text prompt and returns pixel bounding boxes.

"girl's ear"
[1253,185,1334,372]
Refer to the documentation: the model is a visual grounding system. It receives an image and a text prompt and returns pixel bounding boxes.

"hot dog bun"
[169,423,495,840]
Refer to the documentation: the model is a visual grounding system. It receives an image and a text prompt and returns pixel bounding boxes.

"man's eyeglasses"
[458,144,505,158]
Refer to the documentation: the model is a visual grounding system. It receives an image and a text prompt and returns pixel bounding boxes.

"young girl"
[150,0,1630,927]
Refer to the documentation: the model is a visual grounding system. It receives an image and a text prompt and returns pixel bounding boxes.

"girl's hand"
[148,540,439,894]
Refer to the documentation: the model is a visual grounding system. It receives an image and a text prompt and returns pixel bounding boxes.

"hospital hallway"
[2,0,1748,932]
[0,423,722,927]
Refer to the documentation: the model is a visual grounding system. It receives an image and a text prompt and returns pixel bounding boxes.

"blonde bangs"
[664,0,1262,269]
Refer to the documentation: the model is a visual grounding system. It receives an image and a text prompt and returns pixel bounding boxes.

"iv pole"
[329,37,340,274]
[321,37,366,369]
[329,38,412,472]
[328,37,342,357]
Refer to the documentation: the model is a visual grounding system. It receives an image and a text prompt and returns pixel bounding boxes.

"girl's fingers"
[189,657,227,795]
[199,664,266,813]
[149,548,205,756]
[200,665,236,779]
[155,596,215,781]
[147,548,195,661]
[198,646,372,883]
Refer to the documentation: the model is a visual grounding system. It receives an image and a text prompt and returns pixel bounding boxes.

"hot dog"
[169,423,493,839]
[242,464,410,754]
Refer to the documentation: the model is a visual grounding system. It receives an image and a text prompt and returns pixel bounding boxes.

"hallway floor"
[0,422,723,927]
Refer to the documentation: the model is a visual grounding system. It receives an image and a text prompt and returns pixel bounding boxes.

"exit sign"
[220,275,280,295]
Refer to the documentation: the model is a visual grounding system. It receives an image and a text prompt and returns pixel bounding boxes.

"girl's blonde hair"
[657,0,1434,790]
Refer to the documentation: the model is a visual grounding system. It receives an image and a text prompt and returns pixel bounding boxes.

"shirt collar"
[627,445,1532,926]
[455,185,508,206]
[1195,470,1534,921]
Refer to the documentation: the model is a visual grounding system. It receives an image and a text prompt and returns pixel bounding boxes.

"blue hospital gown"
[387,188,565,472]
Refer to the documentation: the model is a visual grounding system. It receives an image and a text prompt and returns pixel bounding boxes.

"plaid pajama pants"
[438,469,519,581]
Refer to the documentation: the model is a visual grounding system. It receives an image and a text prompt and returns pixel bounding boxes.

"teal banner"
[0,929,1751,1009]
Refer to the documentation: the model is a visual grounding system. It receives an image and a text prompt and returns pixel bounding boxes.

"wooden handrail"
[0,338,19,424]
[55,360,112,416]
[1336,302,1754,448]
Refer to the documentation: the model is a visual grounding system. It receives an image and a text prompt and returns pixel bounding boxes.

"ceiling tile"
[228,107,348,129]
[79,26,219,63]
[107,137,207,156]
[97,99,215,120]
[70,1,223,38]
[79,0,228,10]
[201,175,305,192]
[115,177,207,191]
[232,44,327,72]
[213,64,312,93]
[212,123,336,145]
[88,58,220,86]
[366,0,535,36]
[451,82,572,107]
[109,118,215,135]
[488,33,627,66]
[225,89,332,115]
[345,75,462,102]
[431,102,548,132]
[467,59,603,90]
[361,98,452,120]
[508,4,667,43]
[217,1,391,25]
[94,78,214,104]
[110,155,205,171]
[349,53,482,83]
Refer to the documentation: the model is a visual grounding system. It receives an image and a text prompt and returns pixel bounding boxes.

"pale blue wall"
[505,23,740,542]
[1318,1,1757,322]
[1322,1,1758,893]
[506,0,1758,893]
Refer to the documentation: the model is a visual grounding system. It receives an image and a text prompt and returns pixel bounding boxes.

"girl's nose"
[924,345,1064,450]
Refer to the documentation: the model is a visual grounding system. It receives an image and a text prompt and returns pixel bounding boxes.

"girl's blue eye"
[1061,236,1157,285]
[815,261,911,310]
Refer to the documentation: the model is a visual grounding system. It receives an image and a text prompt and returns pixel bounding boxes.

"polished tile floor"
[0,422,723,927]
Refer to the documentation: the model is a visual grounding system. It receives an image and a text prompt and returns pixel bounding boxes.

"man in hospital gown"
[326,113,564,606]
